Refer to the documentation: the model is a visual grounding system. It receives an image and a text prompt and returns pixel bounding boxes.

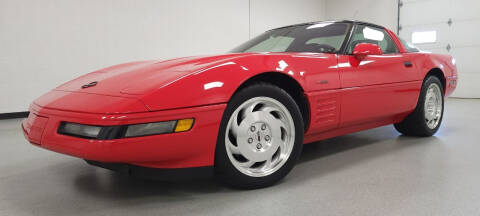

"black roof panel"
[269,20,385,31]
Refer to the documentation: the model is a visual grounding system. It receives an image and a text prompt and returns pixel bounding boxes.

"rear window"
[399,37,420,52]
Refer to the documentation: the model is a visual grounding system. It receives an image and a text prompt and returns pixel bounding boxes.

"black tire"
[394,76,444,136]
[214,83,304,189]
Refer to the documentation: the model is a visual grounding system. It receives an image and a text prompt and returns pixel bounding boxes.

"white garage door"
[399,0,480,98]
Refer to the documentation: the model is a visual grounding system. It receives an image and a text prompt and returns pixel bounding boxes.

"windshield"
[231,22,351,54]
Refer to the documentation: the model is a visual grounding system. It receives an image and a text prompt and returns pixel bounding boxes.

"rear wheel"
[394,76,444,136]
[215,83,304,189]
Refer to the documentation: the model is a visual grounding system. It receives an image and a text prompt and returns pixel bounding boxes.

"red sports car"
[22,20,457,188]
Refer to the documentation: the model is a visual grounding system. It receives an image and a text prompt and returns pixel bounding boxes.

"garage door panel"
[400,0,451,26]
[400,0,477,98]
[450,47,479,98]
[451,73,480,98]
[424,48,450,55]
[451,46,479,75]
[399,24,450,52]
[450,20,480,47]
[451,0,480,20]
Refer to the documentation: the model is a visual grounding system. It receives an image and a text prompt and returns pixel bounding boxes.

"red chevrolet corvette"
[22,20,457,188]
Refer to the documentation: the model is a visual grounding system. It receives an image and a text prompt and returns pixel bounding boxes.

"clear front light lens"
[59,118,194,139]
[125,121,177,137]
[59,123,102,138]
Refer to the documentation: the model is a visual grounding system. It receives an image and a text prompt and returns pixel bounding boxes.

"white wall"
[0,0,325,113]
[250,0,325,37]
[325,0,398,32]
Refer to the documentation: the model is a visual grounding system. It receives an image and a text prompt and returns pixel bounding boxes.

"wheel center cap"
[235,110,284,163]
[247,122,272,153]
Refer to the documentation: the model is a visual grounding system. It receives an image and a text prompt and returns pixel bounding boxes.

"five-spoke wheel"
[394,75,444,136]
[215,83,304,189]
[225,97,295,177]
[424,83,443,129]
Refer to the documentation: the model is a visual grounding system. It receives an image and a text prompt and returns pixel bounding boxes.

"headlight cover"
[58,122,102,139]
[125,121,177,137]
[58,118,194,140]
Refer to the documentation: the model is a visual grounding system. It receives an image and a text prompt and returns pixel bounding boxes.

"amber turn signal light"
[175,118,194,132]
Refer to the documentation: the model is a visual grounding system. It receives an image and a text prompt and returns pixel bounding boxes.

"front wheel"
[394,76,444,136]
[215,83,304,189]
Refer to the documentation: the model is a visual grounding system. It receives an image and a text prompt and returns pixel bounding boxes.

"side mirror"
[353,43,383,60]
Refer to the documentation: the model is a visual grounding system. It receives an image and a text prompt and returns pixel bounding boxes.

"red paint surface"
[23,25,457,169]
[23,103,225,168]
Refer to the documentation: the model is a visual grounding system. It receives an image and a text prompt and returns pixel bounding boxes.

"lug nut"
[250,126,256,132]
[265,135,270,141]
[261,124,267,130]
[248,138,253,143]
[256,143,262,149]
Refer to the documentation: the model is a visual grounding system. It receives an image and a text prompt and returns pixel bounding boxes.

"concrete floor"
[0,98,479,216]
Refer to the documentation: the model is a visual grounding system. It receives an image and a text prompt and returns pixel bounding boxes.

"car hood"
[55,53,254,96]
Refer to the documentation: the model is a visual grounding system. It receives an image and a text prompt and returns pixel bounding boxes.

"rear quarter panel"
[410,52,457,96]
[387,28,457,97]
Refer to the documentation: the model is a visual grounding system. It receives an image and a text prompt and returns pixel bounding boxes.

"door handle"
[403,61,413,67]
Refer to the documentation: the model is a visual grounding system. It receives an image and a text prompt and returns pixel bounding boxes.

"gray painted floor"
[0,98,479,216]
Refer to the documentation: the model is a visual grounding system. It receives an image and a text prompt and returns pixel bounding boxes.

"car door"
[337,24,420,127]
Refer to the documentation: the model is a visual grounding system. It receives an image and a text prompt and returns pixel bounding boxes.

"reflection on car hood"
[55,53,254,96]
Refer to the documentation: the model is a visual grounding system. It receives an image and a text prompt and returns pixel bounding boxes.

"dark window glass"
[399,37,420,52]
[347,25,398,54]
[231,23,351,54]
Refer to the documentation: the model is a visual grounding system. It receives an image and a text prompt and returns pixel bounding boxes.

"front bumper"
[85,160,214,180]
[22,103,226,169]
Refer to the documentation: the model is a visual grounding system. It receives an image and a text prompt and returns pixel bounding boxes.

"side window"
[305,35,346,51]
[348,25,398,54]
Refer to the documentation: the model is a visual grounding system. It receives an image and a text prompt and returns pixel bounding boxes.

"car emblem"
[82,81,98,89]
